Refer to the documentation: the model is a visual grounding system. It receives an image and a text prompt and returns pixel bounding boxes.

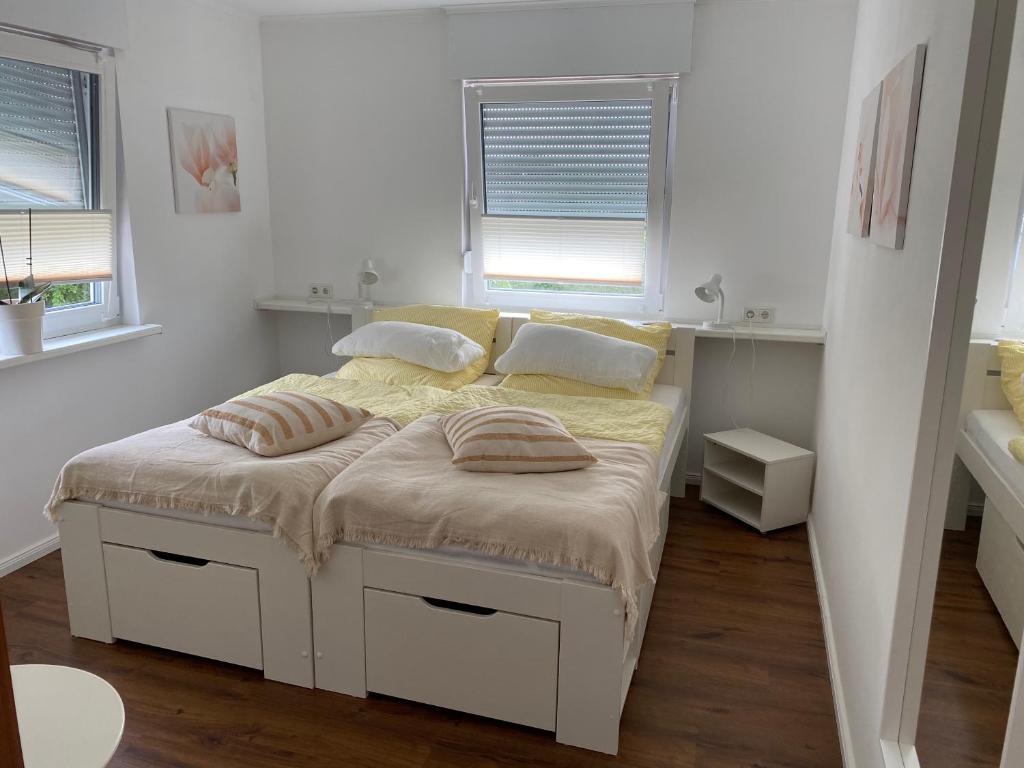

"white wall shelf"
[690,325,825,344]
[253,298,826,344]
[254,297,363,315]
[701,428,815,533]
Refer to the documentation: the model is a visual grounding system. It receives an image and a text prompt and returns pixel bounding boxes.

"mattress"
[966,410,1024,502]
[92,384,688,581]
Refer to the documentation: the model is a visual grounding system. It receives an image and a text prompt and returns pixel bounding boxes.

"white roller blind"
[0,55,92,209]
[480,98,651,286]
[0,209,113,284]
[482,216,645,285]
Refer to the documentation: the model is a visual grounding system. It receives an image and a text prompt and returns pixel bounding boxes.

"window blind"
[0,55,90,209]
[0,210,113,284]
[481,216,645,286]
[480,99,651,287]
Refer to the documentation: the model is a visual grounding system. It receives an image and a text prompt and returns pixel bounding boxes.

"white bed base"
[55,319,695,754]
[949,339,1024,647]
[947,340,1019,528]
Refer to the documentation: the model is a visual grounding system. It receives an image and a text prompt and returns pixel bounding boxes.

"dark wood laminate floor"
[916,516,1019,768]
[1,492,842,767]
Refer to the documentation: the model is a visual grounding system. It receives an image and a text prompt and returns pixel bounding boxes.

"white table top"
[11,664,124,768]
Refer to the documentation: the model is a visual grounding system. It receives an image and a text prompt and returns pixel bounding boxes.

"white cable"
[325,300,336,357]
[721,323,739,429]
[746,316,756,428]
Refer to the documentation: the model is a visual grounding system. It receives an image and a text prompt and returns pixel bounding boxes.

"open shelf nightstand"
[700,428,815,533]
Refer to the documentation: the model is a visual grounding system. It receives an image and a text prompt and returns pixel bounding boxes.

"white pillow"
[494,323,658,393]
[331,320,485,373]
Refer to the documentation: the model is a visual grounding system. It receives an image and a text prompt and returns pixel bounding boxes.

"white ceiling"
[227,0,613,18]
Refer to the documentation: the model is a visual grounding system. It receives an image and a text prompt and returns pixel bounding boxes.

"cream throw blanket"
[46,417,399,569]
[312,415,665,641]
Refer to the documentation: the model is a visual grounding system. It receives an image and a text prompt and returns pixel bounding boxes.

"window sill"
[0,324,163,371]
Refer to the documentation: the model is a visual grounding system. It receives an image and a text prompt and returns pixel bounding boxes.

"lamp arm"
[716,288,725,324]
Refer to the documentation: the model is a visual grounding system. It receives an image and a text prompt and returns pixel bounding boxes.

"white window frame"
[462,78,675,316]
[0,30,119,339]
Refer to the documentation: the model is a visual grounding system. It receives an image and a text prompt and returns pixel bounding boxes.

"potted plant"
[0,233,49,356]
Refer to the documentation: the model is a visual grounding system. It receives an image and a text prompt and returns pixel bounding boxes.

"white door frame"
[877,0,1021,765]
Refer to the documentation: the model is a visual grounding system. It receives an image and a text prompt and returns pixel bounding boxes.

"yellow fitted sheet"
[427,384,673,454]
[240,374,451,427]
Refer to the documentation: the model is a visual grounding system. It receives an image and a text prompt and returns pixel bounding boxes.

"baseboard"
[686,471,702,485]
[807,516,856,768]
[0,533,60,578]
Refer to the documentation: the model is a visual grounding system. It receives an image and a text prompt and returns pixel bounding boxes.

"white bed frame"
[947,339,1024,647]
[55,319,695,755]
[947,340,1020,528]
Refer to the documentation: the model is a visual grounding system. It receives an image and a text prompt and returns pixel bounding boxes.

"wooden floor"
[917,516,1019,768]
[1,492,842,767]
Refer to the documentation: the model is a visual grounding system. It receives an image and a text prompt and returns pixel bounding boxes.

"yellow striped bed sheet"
[427,384,673,454]
[239,374,451,427]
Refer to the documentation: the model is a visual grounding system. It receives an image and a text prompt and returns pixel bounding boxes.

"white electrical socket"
[743,306,775,324]
[309,283,334,299]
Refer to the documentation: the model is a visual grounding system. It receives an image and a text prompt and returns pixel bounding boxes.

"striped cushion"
[440,406,596,473]
[190,392,372,457]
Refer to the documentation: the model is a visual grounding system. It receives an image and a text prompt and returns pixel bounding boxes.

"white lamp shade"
[695,273,722,303]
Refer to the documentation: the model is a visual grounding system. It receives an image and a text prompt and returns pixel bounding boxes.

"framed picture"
[167,108,240,214]
[847,83,881,237]
[870,44,926,249]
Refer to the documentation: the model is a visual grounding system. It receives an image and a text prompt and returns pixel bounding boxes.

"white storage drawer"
[364,588,559,730]
[977,501,1024,649]
[103,543,264,668]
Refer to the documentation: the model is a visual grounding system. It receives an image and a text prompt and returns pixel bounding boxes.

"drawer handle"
[421,596,496,616]
[149,550,210,568]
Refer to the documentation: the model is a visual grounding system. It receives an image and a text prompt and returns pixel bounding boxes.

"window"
[0,31,117,338]
[463,79,675,314]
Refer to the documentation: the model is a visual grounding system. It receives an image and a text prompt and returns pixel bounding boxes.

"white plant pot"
[0,301,44,355]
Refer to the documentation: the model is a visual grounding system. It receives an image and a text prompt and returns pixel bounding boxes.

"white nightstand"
[700,428,815,533]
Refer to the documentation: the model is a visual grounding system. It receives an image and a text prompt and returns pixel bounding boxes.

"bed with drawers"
[49,315,694,754]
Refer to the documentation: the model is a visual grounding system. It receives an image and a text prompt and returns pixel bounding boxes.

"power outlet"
[309,283,334,300]
[743,306,775,324]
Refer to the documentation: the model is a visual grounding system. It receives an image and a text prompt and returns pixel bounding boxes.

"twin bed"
[47,311,695,755]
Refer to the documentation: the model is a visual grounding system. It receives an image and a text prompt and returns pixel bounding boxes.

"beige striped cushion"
[439,406,596,473]
[190,392,372,457]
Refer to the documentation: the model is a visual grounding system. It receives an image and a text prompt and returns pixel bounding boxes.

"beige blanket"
[312,415,664,640]
[46,417,399,569]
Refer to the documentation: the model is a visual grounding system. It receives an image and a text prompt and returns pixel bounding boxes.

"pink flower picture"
[847,83,881,238]
[869,45,926,250]
[167,108,241,214]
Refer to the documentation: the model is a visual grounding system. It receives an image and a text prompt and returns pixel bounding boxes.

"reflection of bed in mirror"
[948,340,1024,648]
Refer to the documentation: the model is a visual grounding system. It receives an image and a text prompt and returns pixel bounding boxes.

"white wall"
[810,2,979,766]
[0,0,278,569]
[260,0,853,472]
[261,1,855,326]
[973,7,1024,336]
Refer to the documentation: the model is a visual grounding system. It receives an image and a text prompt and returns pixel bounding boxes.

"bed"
[50,315,694,754]
[49,376,446,687]
[950,340,1024,647]
[309,318,694,754]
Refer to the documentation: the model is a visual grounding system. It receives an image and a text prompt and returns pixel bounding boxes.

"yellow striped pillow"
[440,406,596,473]
[338,304,501,390]
[191,392,372,457]
[499,310,672,400]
